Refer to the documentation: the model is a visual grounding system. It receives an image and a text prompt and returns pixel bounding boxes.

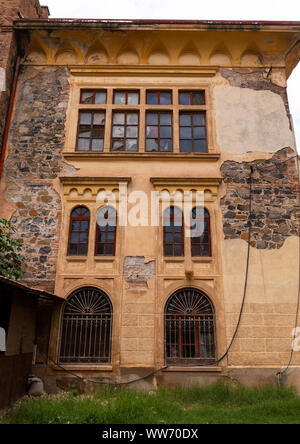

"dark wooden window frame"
[113,90,140,105]
[68,206,90,256]
[111,110,139,152]
[179,111,207,153]
[76,110,106,152]
[145,111,173,153]
[179,90,206,106]
[80,89,107,104]
[95,207,117,257]
[191,207,212,257]
[163,206,184,257]
[146,90,173,105]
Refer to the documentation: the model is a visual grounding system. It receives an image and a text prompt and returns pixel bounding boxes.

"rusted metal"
[0,353,32,410]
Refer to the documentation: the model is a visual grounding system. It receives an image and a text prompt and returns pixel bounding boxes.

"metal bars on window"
[165,288,216,364]
[59,287,113,364]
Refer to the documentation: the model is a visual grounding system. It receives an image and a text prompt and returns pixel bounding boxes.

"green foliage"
[0,218,24,281]
[2,383,300,425]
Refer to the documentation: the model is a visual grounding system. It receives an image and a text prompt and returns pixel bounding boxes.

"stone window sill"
[164,366,221,373]
[164,258,185,263]
[55,364,113,372]
[66,256,87,262]
[94,257,115,262]
[192,257,213,263]
[63,152,220,162]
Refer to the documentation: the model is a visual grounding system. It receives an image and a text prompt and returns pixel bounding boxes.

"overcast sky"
[45,0,300,146]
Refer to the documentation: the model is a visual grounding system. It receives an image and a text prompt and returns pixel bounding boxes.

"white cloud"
[44,0,299,147]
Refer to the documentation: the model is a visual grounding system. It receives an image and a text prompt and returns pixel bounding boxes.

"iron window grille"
[165,288,216,365]
[68,206,90,256]
[59,287,113,364]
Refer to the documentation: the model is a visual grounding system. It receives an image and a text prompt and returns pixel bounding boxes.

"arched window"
[59,287,113,364]
[165,288,216,364]
[95,206,117,256]
[68,206,90,256]
[163,206,184,257]
[191,207,211,257]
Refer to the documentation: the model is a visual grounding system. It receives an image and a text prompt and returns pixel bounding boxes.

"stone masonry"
[3,66,70,292]
[221,148,300,249]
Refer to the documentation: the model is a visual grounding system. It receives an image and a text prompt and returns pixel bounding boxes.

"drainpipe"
[0,57,20,180]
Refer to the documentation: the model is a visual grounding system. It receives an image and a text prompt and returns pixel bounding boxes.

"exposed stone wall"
[0,0,47,26]
[221,148,299,249]
[3,66,70,292]
[123,257,156,290]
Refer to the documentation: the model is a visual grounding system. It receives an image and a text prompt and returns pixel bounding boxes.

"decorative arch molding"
[117,42,140,65]
[240,45,264,66]
[85,40,109,65]
[178,41,201,65]
[209,51,232,66]
[55,45,79,64]
[147,41,171,65]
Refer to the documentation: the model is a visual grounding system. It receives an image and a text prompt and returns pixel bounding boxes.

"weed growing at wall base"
[1,383,300,425]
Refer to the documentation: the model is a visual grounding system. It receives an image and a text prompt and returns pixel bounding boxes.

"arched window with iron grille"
[191,207,212,257]
[163,206,184,257]
[68,206,90,256]
[59,287,113,364]
[165,288,216,365]
[95,206,117,256]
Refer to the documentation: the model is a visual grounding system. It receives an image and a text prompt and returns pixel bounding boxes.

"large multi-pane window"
[111,111,139,152]
[179,112,207,153]
[76,111,106,151]
[146,112,173,152]
[68,207,90,256]
[75,88,208,152]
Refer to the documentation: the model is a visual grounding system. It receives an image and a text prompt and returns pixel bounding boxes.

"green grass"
[1,383,300,424]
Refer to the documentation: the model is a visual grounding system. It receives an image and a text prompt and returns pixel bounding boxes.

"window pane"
[127,113,138,125]
[165,233,173,243]
[194,127,206,138]
[164,244,173,256]
[193,114,205,126]
[126,139,138,151]
[95,92,107,104]
[112,140,124,151]
[180,140,193,152]
[160,113,172,125]
[112,126,125,137]
[180,127,192,139]
[80,113,92,125]
[72,221,80,231]
[80,232,88,242]
[114,92,126,104]
[93,113,105,125]
[77,138,90,150]
[78,130,91,138]
[160,92,172,105]
[69,244,78,255]
[192,92,204,105]
[174,245,183,256]
[91,139,104,151]
[113,113,125,124]
[160,126,172,138]
[106,244,114,255]
[147,126,158,138]
[146,139,159,152]
[160,139,172,152]
[81,91,94,104]
[201,245,211,256]
[71,233,79,243]
[179,93,190,105]
[174,233,183,243]
[107,232,115,242]
[146,113,158,125]
[192,245,201,257]
[147,92,159,105]
[126,126,138,138]
[180,114,191,126]
[81,220,89,231]
[194,140,207,152]
[78,244,88,255]
[96,244,105,255]
[128,92,139,105]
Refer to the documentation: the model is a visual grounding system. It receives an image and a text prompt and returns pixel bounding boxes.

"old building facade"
[1,0,300,389]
